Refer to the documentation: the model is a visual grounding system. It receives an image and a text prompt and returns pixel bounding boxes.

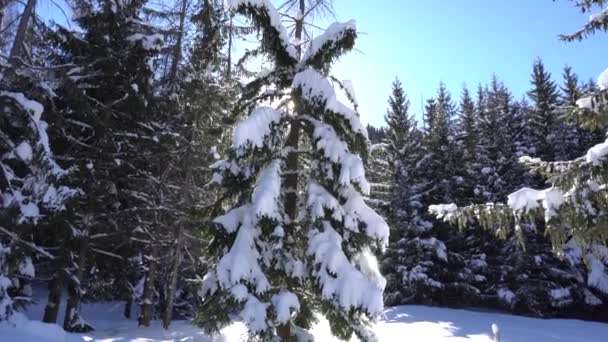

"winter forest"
[1,0,608,341]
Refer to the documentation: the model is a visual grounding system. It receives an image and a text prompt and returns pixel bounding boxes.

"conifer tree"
[527,58,560,160]
[460,86,477,163]
[431,0,608,309]
[195,1,388,340]
[0,3,76,321]
[39,0,166,331]
[0,44,76,325]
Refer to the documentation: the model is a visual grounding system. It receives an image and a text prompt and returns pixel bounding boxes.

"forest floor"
[2,289,608,341]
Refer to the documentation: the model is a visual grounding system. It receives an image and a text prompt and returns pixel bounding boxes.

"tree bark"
[226,15,233,79]
[123,298,132,319]
[138,243,158,327]
[42,268,64,323]
[161,226,185,329]
[277,1,305,340]
[8,0,35,65]
[63,237,93,332]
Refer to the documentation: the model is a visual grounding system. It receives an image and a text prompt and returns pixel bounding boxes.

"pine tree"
[195,1,388,340]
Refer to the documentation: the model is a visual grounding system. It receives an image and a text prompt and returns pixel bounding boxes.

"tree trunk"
[42,268,64,323]
[0,0,6,40]
[226,15,233,79]
[138,243,158,327]
[161,226,185,329]
[123,298,132,319]
[8,0,35,65]
[167,0,188,87]
[278,1,305,340]
[63,238,94,332]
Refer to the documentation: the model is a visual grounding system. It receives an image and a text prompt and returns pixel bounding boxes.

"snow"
[250,160,283,219]
[302,20,356,63]
[240,295,269,332]
[15,141,33,162]
[587,253,608,294]
[1,91,43,120]
[294,69,368,138]
[20,202,41,221]
[497,288,516,306]
[590,8,608,24]
[576,96,594,110]
[598,67,608,91]
[342,79,358,107]
[233,106,282,155]
[18,257,35,277]
[549,288,572,307]
[506,187,564,220]
[428,203,458,220]
[308,117,370,193]
[342,186,390,245]
[5,294,608,342]
[585,138,608,165]
[127,33,164,51]
[307,221,386,317]
[226,0,297,60]
[271,291,300,324]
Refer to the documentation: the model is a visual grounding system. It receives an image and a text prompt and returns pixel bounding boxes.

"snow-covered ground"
[2,294,608,342]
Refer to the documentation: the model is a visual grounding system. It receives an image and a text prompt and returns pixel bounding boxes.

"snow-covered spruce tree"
[386,83,480,308]
[40,0,166,331]
[0,60,75,322]
[431,1,608,315]
[365,132,391,221]
[379,78,441,306]
[195,1,388,340]
[561,65,604,157]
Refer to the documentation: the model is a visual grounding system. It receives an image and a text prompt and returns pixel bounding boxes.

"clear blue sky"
[324,0,607,127]
[38,0,607,127]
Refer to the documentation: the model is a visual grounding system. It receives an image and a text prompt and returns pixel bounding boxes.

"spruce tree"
[431,0,608,313]
[39,0,165,331]
[0,8,75,322]
[527,58,560,160]
[195,1,388,340]
[460,86,477,164]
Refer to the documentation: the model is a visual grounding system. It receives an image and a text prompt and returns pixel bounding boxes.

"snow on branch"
[342,186,390,246]
[307,117,369,192]
[428,203,458,220]
[227,0,298,65]
[126,33,164,51]
[294,68,367,138]
[302,20,357,70]
[307,221,386,317]
[306,182,389,246]
[561,6,608,41]
[233,106,283,156]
